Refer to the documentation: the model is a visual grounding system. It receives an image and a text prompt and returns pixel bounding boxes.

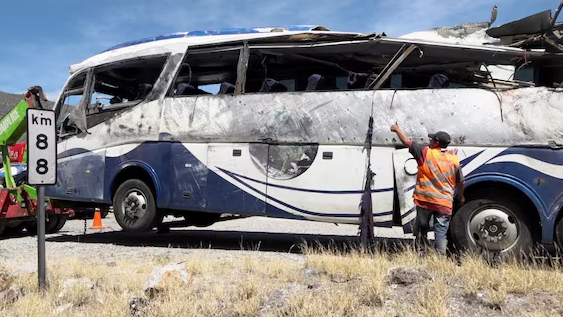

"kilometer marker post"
[26,107,57,293]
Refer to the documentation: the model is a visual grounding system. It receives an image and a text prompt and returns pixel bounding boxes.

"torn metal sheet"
[57,86,563,154]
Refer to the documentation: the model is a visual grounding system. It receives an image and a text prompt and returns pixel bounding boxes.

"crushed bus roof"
[69,29,366,74]
[69,25,562,75]
[102,25,334,52]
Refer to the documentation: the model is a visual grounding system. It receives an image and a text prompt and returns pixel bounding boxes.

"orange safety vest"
[413,148,460,209]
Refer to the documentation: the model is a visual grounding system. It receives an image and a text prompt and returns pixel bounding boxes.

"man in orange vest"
[391,124,465,255]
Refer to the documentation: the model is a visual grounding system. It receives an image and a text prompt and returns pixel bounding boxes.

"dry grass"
[1,244,563,317]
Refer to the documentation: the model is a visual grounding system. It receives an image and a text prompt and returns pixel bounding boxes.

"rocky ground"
[1,214,562,317]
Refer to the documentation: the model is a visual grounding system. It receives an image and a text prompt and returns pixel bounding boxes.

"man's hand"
[390,124,411,146]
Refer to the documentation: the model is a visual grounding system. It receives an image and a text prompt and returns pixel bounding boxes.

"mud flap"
[392,148,418,234]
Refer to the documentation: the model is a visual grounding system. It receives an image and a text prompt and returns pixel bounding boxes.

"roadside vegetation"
[1,242,562,317]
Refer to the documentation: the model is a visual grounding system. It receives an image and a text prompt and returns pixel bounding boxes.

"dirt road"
[0,214,414,268]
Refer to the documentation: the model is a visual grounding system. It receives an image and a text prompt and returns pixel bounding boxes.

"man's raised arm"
[391,124,412,146]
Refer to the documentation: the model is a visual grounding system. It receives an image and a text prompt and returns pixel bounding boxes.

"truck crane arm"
[0,86,47,189]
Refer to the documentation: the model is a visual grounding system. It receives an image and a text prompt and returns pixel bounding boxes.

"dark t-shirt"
[408,141,464,215]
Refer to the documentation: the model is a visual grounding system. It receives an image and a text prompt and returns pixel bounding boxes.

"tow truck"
[0,86,74,236]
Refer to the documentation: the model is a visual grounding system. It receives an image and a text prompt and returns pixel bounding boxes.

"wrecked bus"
[47,14,563,256]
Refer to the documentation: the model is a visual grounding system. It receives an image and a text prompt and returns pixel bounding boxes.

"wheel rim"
[467,204,521,252]
[121,189,148,221]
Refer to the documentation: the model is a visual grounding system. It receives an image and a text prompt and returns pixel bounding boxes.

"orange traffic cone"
[90,208,105,229]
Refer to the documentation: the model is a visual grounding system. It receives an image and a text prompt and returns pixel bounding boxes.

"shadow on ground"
[42,228,414,255]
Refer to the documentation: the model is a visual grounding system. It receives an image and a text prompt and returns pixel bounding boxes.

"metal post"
[359,116,375,247]
[37,185,46,293]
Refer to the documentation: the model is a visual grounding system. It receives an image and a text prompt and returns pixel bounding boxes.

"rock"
[0,271,15,289]
[10,264,35,277]
[53,303,73,315]
[106,262,117,267]
[143,263,190,299]
[58,277,95,299]
[61,277,95,290]
[303,267,317,277]
[386,267,433,286]
[261,283,302,310]
[129,296,149,316]
[0,285,23,304]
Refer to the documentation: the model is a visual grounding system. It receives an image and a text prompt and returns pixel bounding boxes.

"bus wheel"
[449,197,535,259]
[554,212,563,253]
[113,179,157,232]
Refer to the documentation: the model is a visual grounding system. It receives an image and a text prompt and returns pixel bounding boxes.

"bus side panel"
[167,142,208,211]
[263,144,395,225]
[45,148,106,202]
[205,143,267,216]
[105,142,172,208]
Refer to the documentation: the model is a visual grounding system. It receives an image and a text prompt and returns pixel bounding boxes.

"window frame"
[88,52,171,113]
[167,44,246,98]
[55,68,93,140]
[54,52,174,138]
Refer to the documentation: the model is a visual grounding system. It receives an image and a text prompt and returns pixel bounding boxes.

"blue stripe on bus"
[218,167,393,194]
[223,167,392,219]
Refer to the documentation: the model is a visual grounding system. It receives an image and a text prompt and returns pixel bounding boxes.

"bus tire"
[113,179,157,232]
[554,212,563,253]
[449,197,535,260]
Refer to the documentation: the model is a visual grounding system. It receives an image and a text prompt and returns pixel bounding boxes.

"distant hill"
[0,90,57,143]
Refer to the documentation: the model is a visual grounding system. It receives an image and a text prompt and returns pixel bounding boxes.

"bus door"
[392,148,418,230]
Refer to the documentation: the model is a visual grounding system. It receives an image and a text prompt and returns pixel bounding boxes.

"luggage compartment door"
[392,148,418,226]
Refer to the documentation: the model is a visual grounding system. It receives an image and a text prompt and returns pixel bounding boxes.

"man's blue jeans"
[414,206,451,255]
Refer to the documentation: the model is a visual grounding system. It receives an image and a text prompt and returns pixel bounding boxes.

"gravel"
[0,214,415,268]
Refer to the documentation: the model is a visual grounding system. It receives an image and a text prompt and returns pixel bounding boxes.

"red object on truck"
[8,142,26,163]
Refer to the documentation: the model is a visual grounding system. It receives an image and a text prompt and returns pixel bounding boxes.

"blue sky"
[0,0,558,100]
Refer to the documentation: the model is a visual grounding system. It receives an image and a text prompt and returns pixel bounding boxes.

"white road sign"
[26,108,57,185]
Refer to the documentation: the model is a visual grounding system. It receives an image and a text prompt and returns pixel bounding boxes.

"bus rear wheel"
[113,179,157,232]
[449,196,536,260]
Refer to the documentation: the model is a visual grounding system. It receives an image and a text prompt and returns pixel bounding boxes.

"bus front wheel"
[113,179,157,232]
[449,196,536,259]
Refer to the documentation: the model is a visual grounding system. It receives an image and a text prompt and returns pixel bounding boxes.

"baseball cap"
[428,131,451,148]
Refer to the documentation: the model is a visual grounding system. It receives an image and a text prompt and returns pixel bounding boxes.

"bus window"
[170,48,241,97]
[89,55,168,109]
[84,55,168,129]
[56,71,88,136]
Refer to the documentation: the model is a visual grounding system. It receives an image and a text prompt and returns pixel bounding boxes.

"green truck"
[0,86,74,236]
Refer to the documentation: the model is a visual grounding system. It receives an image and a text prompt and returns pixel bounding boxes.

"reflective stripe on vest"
[413,148,459,209]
